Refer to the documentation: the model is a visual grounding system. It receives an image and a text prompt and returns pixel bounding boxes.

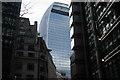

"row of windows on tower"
[85,3,119,37]
[15,62,45,71]
[15,74,45,80]
[15,51,45,59]
[15,74,34,80]
[2,28,14,37]
[2,16,17,26]
[17,44,35,51]
[16,52,35,57]
[19,31,34,37]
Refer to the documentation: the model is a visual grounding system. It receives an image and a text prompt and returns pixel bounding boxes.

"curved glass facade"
[39,2,71,78]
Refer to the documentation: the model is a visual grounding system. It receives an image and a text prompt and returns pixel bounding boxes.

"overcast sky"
[21,0,70,30]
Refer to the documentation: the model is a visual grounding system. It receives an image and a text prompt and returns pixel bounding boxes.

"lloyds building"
[70,1,120,80]
[39,2,71,78]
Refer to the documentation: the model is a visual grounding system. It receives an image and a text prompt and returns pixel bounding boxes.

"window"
[103,27,106,34]
[106,23,109,29]
[19,31,25,36]
[41,55,45,59]
[19,38,24,43]
[6,29,11,36]
[16,52,23,56]
[15,62,23,70]
[28,45,34,51]
[28,53,35,57]
[61,73,66,76]
[26,75,34,77]
[27,63,34,70]
[20,25,24,30]
[21,19,24,22]
[26,75,34,80]
[40,67,45,72]
[5,40,8,44]
[40,76,45,80]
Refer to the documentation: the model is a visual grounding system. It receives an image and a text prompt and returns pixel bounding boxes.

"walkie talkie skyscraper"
[39,2,71,77]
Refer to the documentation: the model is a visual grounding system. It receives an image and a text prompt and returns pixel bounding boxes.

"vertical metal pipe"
[90,3,102,80]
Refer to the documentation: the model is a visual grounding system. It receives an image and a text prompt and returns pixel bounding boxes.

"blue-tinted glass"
[39,2,72,78]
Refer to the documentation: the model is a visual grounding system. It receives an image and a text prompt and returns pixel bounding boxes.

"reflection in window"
[53,5,69,12]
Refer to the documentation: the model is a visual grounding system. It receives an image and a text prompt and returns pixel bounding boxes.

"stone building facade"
[10,17,57,80]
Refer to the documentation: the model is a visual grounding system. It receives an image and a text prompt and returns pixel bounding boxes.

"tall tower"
[2,2,21,79]
[70,2,120,80]
[39,2,71,77]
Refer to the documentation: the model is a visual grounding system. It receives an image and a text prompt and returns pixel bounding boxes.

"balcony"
[71,51,86,66]
[71,38,74,50]
[70,26,82,38]
[70,53,75,63]
[71,38,84,50]
[70,27,74,38]
[70,16,73,27]
[69,5,72,17]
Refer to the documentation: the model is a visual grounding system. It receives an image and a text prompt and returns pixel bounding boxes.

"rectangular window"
[26,75,34,80]
[41,55,45,59]
[21,19,24,22]
[19,31,25,36]
[19,38,24,43]
[40,76,45,80]
[28,45,34,51]
[28,53,35,57]
[16,52,23,56]
[27,63,34,70]
[40,67,45,72]
[15,62,23,70]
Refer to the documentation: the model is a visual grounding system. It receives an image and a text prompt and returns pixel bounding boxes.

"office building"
[93,2,120,80]
[2,2,21,79]
[70,1,120,80]
[39,2,71,77]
